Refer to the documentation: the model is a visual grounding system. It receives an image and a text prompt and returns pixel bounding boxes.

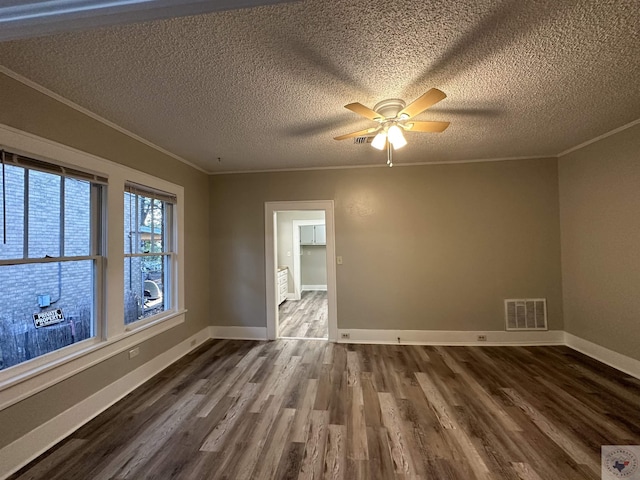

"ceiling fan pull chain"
[387,142,393,167]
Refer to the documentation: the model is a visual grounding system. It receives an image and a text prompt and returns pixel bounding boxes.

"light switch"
[336,256,343,265]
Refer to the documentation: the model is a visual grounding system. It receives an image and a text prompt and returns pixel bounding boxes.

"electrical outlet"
[477,335,487,342]
[129,347,140,359]
[341,332,350,339]
[397,337,401,344]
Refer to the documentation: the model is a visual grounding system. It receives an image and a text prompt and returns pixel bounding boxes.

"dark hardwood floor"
[278,291,328,339]
[9,339,640,479]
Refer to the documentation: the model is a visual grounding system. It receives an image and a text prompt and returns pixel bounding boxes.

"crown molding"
[0,66,209,174]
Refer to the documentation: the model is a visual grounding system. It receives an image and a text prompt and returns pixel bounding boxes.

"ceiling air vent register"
[504,299,547,331]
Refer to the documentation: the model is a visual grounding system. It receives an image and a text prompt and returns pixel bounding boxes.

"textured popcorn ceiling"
[0,0,638,173]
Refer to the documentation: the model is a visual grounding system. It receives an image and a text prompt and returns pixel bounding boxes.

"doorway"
[264,201,337,341]
[280,214,327,338]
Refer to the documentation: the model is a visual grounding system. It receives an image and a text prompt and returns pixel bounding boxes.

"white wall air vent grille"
[504,298,547,331]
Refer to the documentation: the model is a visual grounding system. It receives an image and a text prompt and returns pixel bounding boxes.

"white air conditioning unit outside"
[504,298,547,331]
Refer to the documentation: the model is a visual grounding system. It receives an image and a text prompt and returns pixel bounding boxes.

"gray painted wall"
[558,122,640,362]
[210,158,564,332]
[301,245,327,287]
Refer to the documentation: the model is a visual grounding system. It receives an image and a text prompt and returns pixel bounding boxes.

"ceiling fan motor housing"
[373,99,406,120]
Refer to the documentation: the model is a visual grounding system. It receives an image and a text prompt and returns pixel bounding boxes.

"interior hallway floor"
[278,290,328,339]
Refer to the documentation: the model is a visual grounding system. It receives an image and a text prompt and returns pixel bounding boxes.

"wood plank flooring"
[9,340,640,480]
[278,291,328,339]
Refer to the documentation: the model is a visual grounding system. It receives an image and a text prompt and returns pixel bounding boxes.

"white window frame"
[0,123,185,410]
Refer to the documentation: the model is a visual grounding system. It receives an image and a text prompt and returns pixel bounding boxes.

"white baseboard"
[565,332,640,380]
[0,327,209,480]
[337,329,565,346]
[209,325,267,340]
[286,293,296,301]
[301,285,327,291]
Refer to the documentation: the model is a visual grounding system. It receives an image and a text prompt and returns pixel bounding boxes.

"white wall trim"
[337,329,565,346]
[209,326,267,341]
[302,285,328,291]
[565,332,640,380]
[0,327,209,480]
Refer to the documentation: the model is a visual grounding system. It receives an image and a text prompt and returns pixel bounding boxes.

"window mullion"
[125,252,169,258]
[23,167,29,259]
[134,192,139,255]
[1,150,6,245]
[150,197,155,252]
[0,255,101,266]
[60,177,65,257]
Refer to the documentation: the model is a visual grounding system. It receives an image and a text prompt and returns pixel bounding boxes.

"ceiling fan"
[334,88,450,166]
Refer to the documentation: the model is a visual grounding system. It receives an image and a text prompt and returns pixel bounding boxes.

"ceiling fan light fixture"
[371,131,387,150]
[387,124,407,149]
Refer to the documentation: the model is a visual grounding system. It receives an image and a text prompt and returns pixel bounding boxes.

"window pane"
[64,178,91,256]
[124,194,167,255]
[28,170,61,258]
[0,260,96,370]
[0,164,25,260]
[148,198,165,253]
[124,255,168,324]
[139,196,165,254]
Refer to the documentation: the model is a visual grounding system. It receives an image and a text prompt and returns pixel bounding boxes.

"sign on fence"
[33,309,65,328]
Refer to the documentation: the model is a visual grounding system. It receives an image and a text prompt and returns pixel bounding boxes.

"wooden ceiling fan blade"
[344,102,383,121]
[404,121,450,133]
[334,127,379,141]
[398,88,447,119]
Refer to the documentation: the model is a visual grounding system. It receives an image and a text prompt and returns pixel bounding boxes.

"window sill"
[0,309,187,411]
[124,309,186,333]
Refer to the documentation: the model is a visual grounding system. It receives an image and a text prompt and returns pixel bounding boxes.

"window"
[0,151,105,371]
[0,126,185,406]
[124,183,176,324]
